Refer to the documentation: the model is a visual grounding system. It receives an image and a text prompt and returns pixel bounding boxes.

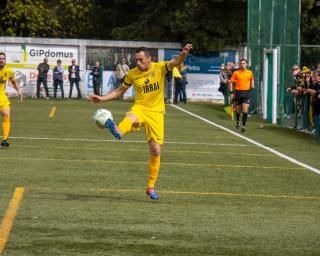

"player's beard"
[137,62,151,72]
[0,62,5,68]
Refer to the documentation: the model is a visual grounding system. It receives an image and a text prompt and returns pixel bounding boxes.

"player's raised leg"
[118,113,138,136]
[105,113,138,139]
[104,118,122,139]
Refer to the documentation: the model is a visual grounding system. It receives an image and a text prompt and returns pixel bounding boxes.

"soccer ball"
[93,108,113,129]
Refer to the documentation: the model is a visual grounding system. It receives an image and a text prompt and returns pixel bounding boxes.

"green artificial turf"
[0,99,319,256]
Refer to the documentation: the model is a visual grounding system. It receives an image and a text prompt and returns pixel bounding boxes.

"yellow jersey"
[122,61,169,112]
[230,69,254,91]
[0,66,14,105]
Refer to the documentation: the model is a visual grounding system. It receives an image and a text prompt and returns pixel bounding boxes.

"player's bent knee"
[126,113,139,124]
[149,140,161,156]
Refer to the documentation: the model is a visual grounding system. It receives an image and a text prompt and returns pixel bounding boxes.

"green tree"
[0,0,94,38]
[0,0,60,37]
[2,0,319,54]
[110,0,247,53]
[301,0,320,44]
[52,0,95,38]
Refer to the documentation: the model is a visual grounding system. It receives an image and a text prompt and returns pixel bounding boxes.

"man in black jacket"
[53,59,64,99]
[68,58,81,99]
[91,60,102,96]
[36,57,50,99]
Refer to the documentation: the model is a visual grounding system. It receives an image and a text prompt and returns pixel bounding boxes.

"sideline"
[171,105,320,175]
[0,187,25,254]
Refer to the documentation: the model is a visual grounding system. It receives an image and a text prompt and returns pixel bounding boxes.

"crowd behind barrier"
[286,63,320,140]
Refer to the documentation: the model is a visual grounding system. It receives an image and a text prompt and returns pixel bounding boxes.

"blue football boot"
[1,140,9,147]
[146,188,159,200]
[105,119,122,139]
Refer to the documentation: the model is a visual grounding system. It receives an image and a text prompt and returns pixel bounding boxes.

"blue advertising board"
[164,49,236,74]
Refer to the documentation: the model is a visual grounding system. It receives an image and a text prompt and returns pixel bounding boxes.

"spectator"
[312,72,320,140]
[173,66,182,104]
[116,57,130,89]
[286,64,301,120]
[219,66,229,105]
[36,57,50,99]
[91,61,102,96]
[53,59,64,99]
[179,63,188,104]
[68,58,81,99]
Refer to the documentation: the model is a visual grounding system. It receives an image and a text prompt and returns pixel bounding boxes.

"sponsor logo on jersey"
[142,82,160,94]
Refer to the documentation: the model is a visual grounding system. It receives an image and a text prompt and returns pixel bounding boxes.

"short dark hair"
[0,52,6,57]
[239,58,248,64]
[57,59,61,63]
[135,47,151,57]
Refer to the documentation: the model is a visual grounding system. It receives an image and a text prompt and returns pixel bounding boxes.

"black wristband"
[229,91,234,94]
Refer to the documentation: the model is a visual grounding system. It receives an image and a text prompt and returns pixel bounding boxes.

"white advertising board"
[1,44,79,67]
[85,71,133,97]
[186,74,224,100]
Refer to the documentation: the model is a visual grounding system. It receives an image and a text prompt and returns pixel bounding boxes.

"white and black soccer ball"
[93,108,113,129]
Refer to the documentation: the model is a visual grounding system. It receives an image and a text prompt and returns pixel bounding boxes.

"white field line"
[171,105,320,175]
[10,136,250,147]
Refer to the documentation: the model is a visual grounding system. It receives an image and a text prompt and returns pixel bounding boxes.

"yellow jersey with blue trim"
[0,66,14,99]
[122,61,169,112]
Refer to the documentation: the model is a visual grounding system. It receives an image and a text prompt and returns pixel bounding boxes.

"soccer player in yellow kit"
[89,44,193,200]
[0,52,23,147]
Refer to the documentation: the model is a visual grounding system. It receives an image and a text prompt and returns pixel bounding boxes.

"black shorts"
[235,90,250,105]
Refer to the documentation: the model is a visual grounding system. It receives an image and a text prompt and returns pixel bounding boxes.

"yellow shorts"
[127,105,164,145]
[0,96,10,112]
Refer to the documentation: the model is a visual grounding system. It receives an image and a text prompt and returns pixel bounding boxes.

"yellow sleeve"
[157,61,170,73]
[122,72,132,89]
[7,68,14,80]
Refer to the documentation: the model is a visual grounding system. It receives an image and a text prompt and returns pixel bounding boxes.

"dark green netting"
[247,0,300,125]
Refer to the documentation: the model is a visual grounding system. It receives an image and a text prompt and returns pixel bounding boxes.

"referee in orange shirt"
[229,59,254,132]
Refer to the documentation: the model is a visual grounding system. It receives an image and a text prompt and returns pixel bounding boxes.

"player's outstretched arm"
[88,85,127,103]
[168,44,193,70]
[9,79,23,102]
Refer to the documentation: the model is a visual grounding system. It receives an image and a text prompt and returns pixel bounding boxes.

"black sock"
[242,112,248,126]
[236,112,240,123]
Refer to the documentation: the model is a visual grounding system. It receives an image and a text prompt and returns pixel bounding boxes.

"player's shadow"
[63,192,160,203]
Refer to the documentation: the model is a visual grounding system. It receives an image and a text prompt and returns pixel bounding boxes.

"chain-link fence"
[247,0,300,124]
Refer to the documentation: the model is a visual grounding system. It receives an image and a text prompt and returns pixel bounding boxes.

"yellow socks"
[2,115,10,140]
[118,117,133,136]
[147,155,161,189]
